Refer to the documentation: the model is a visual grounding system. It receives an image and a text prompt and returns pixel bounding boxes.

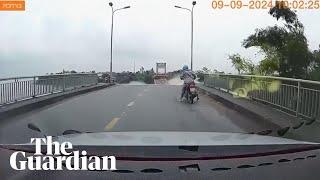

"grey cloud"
[0,0,319,78]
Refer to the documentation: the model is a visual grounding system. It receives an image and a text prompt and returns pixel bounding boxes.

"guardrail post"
[227,77,230,93]
[250,76,253,99]
[33,77,36,97]
[63,75,66,92]
[213,75,216,88]
[296,81,301,117]
[250,77,253,91]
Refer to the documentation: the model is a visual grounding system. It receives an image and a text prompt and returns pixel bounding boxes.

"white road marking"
[104,118,120,130]
[127,101,135,107]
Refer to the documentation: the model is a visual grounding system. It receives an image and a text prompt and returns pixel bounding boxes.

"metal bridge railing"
[0,73,99,106]
[204,74,320,120]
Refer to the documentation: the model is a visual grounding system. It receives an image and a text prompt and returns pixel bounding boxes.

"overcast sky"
[0,0,319,78]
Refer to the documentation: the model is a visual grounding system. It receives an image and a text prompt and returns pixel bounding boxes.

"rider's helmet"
[182,65,189,71]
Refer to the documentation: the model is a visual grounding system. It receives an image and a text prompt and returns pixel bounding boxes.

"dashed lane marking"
[127,101,135,107]
[104,118,120,130]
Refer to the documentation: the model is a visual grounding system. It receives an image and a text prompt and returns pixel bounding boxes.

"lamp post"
[174,1,196,71]
[109,2,130,82]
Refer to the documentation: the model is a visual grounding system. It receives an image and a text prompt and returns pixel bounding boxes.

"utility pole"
[174,1,196,71]
[108,2,130,81]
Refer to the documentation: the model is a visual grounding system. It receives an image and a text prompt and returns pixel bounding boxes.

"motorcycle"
[184,82,199,104]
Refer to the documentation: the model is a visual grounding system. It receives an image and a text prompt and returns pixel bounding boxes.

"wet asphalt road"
[0,84,281,144]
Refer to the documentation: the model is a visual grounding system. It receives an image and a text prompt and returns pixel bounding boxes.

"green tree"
[258,58,279,75]
[309,46,320,80]
[196,67,211,81]
[228,54,254,74]
[144,70,155,84]
[269,1,304,33]
[242,1,312,79]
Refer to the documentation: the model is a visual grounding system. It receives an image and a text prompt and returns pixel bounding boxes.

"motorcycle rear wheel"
[188,94,194,104]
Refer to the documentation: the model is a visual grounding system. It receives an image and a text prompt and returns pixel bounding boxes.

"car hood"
[52,131,315,146]
[1,132,319,160]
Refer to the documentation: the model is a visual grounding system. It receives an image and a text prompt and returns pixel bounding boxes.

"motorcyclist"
[180,65,196,101]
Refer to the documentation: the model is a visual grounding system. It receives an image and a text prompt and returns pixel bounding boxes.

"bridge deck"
[0,84,281,144]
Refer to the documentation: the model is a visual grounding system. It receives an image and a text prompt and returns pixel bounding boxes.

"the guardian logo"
[10,136,116,171]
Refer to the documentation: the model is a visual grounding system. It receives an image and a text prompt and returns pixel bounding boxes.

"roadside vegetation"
[134,68,155,84]
[228,1,320,81]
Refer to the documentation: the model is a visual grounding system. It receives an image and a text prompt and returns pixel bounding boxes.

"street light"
[108,2,130,82]
[174,1,196,71]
